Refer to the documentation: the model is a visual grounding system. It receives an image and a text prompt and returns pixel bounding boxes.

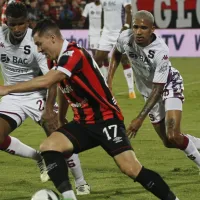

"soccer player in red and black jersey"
[0,19,179,200]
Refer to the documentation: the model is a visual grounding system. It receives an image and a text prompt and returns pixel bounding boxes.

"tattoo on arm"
[166,118,175,130]
[137,84,164,120]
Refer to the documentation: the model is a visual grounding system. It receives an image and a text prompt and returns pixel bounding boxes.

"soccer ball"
[31,189,60,200]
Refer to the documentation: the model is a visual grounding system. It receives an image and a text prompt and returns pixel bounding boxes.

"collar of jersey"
[57,39,69,63]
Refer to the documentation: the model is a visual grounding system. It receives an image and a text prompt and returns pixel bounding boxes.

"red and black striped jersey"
[52,40,124,124]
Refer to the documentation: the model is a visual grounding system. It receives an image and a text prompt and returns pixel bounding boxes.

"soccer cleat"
[36,159,50,183]
[129,91,136,99]
[76,183,91,195]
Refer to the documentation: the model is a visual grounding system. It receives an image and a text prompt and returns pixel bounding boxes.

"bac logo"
[0,54,28,65]
[1,54,10,63]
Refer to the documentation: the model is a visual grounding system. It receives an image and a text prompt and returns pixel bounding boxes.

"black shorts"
[57,118,133,157]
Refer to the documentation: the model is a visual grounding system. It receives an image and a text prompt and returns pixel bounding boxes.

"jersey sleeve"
[115,32,126,53]
[34,51,49,75]
[53,48,82,78]
[123,0,131,7]
[82,4,89,17]
[153,51,170,84]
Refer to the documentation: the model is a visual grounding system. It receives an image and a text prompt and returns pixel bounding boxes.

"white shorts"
[88,35,100,50]
[144,97,183,124]
[97,31,120,52]
[0,92,47,127]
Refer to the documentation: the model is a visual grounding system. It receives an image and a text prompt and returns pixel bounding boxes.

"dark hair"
[32,18,61,37]
[6,2,28,18]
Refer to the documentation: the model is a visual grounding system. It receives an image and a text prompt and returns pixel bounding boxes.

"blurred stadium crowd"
[0,0,90,29]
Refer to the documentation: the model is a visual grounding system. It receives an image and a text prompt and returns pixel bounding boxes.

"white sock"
[62,190,77,200]
[5,136,40,161]
[123,68,134,93]
[186,134,200,150]
[183,138,200,167]
[66,154,87,187]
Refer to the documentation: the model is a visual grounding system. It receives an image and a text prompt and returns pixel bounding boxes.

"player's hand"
[126,118,143,139]
[41,109,59,136]
[0,85,9,96]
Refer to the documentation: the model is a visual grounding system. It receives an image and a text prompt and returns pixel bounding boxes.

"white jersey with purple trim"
[0,26,49,96]
[100,0,131,33]
[82,2,102,36]
[116,30,184,98]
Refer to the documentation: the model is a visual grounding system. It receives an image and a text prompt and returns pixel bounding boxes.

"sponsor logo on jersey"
[4,65,29,73]
[158,62,168,74]
[60,85,73,93]
[162,55,169,60]
[0,42,5,48]
[70,98,88,108]
[103,1,116,7]
[12,56,28,65]
[129,52,150,64]
[1,54,10,63]
[1,54,28,65]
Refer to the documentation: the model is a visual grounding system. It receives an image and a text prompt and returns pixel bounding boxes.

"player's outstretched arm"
[0,70,66,96]
[127,83,164,139]
[107,47,122,91]
[41,83,58,136]
[57,88,69,128]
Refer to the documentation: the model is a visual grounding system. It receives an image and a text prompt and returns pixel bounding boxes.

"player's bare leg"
[0,116,45,180]
[94,50,109,80]
[153,118,175,148]
[40,132,77,200]
[41,113,90,191]
[114,150,179,200]
[121,54,136,99]
[153,110,200,168]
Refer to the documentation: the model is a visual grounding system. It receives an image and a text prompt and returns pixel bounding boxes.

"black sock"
[135,167,176,200]
[41,151,72,193]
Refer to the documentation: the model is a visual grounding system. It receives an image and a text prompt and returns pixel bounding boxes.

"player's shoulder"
[23,28,34,42]
[152,34,168,51]
[87,2,94,6]
[147,34,169,56]
[118,29,133,42]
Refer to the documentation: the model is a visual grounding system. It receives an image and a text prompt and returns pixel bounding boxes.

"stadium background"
[0,0,200,200]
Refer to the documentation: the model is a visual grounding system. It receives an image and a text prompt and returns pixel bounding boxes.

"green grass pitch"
[0,58,200,200]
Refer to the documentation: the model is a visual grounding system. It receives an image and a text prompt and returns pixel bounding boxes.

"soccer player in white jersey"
[94,0,136,99]
[0,2,90,195]
[81,1,101,54]
[80,0,109,75]
[108,10,200,169]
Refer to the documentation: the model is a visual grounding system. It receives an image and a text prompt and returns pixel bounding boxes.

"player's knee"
[167,130,182,144]
[119,163,141,178]
[39,139,59,152]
